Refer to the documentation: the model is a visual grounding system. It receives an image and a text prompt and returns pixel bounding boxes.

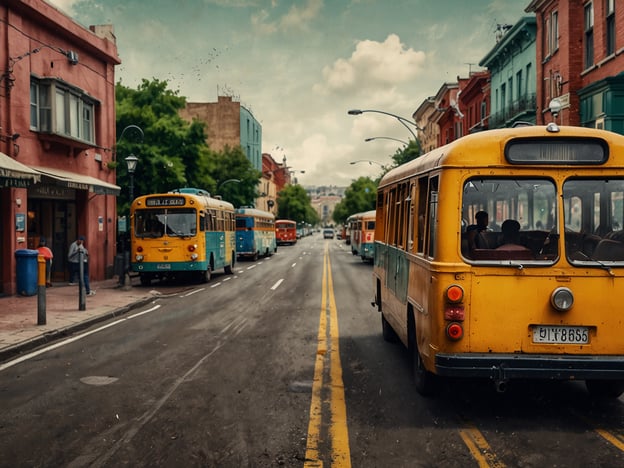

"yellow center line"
[458,421,506,468]
[304,244,351,467]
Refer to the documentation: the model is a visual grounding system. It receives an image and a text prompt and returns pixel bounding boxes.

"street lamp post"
[350,159,387,170]
[218,178,241,191]
[365,136,408,145]
[125,154,139,202]
[348,109,422,141]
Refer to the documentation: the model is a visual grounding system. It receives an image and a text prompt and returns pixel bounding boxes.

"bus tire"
[586,380,624,398]
[412,343,439,397]
[224,254,235,275]
[201,268,211,283]
[381,313,398,343]
[253,251,259,261]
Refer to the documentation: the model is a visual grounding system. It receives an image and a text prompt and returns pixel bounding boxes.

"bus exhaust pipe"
[494,380,508,393]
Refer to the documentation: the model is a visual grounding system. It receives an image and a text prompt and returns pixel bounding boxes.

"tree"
[115,79,214,214]
[392,139,421,167]
[277,184,320,225]
[332,177,377,225]
[207,145,261,208]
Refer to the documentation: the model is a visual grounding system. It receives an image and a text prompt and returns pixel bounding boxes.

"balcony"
[489,93,537,128]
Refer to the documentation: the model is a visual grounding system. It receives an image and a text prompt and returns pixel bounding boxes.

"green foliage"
[277,184,320,225]
[115,79,259,213]
[332,177,377,224]
[392,139,421,167]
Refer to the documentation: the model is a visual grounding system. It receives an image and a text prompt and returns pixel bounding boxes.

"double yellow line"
[304,244,351,467]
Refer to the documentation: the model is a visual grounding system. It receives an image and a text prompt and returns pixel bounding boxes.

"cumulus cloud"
[314,34,426,96]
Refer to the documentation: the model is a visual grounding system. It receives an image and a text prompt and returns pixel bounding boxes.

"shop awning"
[32,166,120,196]
[0,152,41,188]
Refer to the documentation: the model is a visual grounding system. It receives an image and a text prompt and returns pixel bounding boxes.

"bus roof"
[235,207,275,219]
[378,125,624,189]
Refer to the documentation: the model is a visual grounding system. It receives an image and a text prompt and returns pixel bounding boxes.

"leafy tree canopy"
[392,139,421,167]
[277,184,320,225]
[332,176,377,225]
[115,79,259,212]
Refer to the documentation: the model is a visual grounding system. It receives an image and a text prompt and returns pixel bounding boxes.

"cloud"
[314,34,426,96]
[252,0,323,35]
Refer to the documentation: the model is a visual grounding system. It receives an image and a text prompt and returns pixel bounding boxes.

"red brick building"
[526,0,624,132]
[458,70,491,134]
[0,0,120,294]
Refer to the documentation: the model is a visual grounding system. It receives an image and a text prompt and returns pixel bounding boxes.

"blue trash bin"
[15,249,39,296]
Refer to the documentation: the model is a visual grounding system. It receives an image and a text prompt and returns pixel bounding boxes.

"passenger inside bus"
[466,211,493,251]
[496,219,531,252]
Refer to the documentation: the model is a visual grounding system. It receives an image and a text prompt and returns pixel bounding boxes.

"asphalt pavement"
[0,276,190,363]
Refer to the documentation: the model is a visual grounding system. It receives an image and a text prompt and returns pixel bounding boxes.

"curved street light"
[217,178,241,191]
[365,136,408,145]
[348,109,421,141]
[350,159,388,170]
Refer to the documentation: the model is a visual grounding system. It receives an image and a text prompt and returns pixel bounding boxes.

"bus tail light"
[446,322,463,341]
[445,284,464,303]
[136,246,143,252]
[188,244,197,252]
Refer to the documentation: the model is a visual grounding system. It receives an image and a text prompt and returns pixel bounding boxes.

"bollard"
[78,249,86,311]
[37,255,46,325]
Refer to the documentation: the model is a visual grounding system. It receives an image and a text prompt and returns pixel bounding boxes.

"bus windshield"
[462,178,557,261]
[135,209,197,238]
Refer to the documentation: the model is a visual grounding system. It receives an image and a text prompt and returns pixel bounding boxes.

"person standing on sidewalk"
[67,235,84,285]
[37,237,54,287]
[68,236,95,296]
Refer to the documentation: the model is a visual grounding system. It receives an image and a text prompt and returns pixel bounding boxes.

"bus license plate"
[532,326,589,344]
[156,263,171,270]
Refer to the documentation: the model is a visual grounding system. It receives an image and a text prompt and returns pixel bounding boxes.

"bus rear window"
[505,138,608,164]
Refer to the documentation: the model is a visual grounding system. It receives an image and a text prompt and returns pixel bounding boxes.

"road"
[0,234,623,467]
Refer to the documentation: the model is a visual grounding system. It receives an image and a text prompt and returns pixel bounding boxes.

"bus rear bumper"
[435,353,624,380]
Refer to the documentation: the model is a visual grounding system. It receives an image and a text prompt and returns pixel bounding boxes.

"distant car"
[323,228,335,239]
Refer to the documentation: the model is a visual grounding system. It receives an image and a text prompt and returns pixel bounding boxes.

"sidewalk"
[0,277,189,362]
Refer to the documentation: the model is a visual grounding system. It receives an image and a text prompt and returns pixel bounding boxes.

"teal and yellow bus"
[373,124,624,398]
[348,210,376,263]
[235,207,276,261]
[130,188,236,285]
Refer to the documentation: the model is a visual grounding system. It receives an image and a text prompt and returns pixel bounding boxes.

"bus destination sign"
[146,196,186,207]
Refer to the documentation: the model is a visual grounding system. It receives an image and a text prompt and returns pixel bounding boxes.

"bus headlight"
[551,287,574,311]
[190,253,198,260]
[135,254,144,262]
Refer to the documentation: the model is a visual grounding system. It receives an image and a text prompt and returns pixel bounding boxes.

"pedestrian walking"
[37,237,54,287]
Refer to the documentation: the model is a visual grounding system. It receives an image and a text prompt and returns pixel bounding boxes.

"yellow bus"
[348,210,376,263]
[130,188,236,285]
[372,124,624,398]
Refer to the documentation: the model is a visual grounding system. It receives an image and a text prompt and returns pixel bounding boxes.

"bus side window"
[199,213,206,232]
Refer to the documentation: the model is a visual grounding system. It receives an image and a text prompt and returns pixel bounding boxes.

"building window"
[480,100,486,121]
[584,2,594,69]
[606,0,615,56]
[551,11,559,52]
[544,16,551,57]
[516,70,523,99]
[30,77,95,144]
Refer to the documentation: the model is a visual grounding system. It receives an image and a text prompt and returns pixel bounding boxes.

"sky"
[47,0,529,187]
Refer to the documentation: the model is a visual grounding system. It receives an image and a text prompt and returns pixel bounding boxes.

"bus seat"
[593,239,624,261]
[471,248,534,261]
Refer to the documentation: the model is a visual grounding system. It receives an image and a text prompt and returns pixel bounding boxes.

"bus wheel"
[586,380,624,398]
[381,313,398,342]
[412,341,439,397]
[139,274,151,287]
[253,251,259,261]
[224,256,235,275]
[201,268,211,283]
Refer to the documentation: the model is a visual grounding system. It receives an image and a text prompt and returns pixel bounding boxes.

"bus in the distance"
[348,210,376,263]
[372,123,624,398]
[130,188,236,285]
[276,219,297,245]
[235,207,276,261]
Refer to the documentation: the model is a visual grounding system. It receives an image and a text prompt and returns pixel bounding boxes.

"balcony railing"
[489,93,537,128]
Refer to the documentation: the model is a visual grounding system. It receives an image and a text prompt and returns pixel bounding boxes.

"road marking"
[304,245,351,467]
[458,419,506,468]
[182,288,204,297]
[0,305,162,372]
[573,410,624,452]
[292,263,297,268]
[247,265,257,270]
[271,279,284,290]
